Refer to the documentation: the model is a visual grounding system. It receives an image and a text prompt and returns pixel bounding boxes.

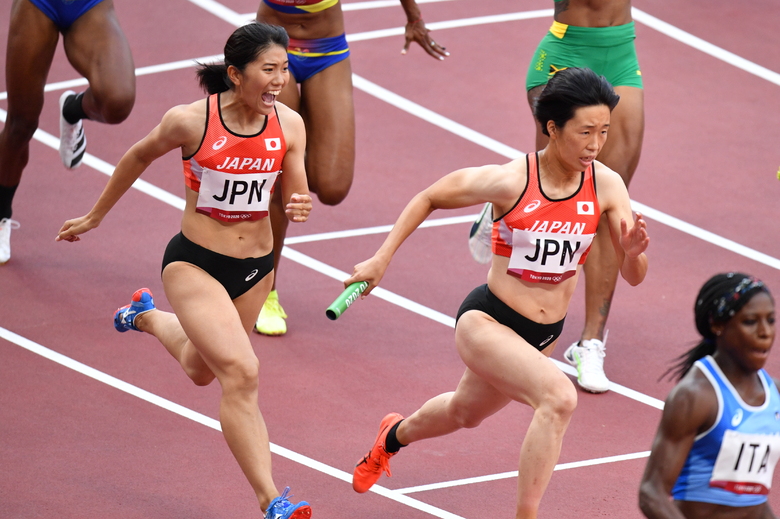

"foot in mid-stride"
[564,338,609,393]
[353,412,404,493]
[114,288,155,332]
[264,487,311,519]
[0,218,20,264]
[59,90,87,169]
[255,289,287,335]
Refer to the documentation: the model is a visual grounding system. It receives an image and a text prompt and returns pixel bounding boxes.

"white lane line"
[632,8,780,87]
[0,326,466,519]
[395,450,652,494]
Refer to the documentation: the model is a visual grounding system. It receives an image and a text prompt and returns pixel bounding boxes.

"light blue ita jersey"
[672,355,780,506]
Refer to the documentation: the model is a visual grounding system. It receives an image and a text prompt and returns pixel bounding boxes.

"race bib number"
[196,168,278,222]
[710,430,780,494]
[507,228,593,284]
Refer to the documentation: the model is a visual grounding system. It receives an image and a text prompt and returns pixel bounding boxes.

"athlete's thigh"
[598,85,644,184]
[455,310,573,409]
[526,85,550,151]
[299,58,355,181]
[162,263,256,372]
[232,272,274,335]
[61,0,134,95]
[4,0,60,118]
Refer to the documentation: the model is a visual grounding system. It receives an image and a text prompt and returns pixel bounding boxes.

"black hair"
[663,272,773,381]
[534,67,620,137]
[196,22,289,95]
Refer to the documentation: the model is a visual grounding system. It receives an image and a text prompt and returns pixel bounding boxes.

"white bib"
[507,228,593,284]
[196,168,278,219]
[710,430,780,494]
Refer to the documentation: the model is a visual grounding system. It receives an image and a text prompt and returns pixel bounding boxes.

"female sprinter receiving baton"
[347,67,649,519]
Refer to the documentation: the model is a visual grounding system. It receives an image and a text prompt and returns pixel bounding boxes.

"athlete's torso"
[257,0,344,39]
[492,152,600,285]
[182,93,286,223]
[673,356,780,507]
[554,0,632,27]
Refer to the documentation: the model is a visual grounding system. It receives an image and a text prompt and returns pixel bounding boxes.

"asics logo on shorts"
[245,269,259,281]
[213,136,228,150]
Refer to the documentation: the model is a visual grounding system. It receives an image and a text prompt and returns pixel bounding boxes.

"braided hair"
[664,272,773,381]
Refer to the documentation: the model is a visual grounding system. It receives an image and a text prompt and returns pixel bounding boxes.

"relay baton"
[326,281,369,320]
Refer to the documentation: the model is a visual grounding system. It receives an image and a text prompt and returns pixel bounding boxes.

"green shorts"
[526,21,643,91]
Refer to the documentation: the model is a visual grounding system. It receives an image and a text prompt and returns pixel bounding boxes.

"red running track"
[2,0,780,517]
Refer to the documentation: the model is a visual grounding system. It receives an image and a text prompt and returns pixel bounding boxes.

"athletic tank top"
[263,0,338,14]
[182,93,286,222]
[492,152,599,284]
[672,356,780,506]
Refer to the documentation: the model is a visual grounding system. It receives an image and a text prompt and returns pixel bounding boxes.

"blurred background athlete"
[253,0,449,335]
[0,0,135,264]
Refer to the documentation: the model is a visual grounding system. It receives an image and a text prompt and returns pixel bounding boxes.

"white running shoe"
[59,90,87,169]
[564,338,610,393]
[468,202,493,264]
[0,218,21,264]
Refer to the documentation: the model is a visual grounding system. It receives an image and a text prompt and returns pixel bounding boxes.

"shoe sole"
[287,505,311,519]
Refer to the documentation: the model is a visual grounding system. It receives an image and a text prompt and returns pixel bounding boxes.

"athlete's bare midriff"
[554,0,632,27]
[180,188,274,259]
[487,256,579,325]
[256,2,345,40]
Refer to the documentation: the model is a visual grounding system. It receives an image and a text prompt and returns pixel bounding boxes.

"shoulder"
[160,99,208,134]
[275,101,304,131]
[593,160,625,188]
[663,365,719,436]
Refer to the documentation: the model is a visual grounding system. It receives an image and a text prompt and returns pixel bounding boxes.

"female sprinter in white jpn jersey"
[56,23,313,519]
[346,67,649,519]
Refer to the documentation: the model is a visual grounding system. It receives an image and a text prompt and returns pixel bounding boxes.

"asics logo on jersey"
[213,136,228,150]
[732,409,744,427]
[524,200,541,213]
[245,269,259,281]
[265,137,281,151]
[577,201,595,215]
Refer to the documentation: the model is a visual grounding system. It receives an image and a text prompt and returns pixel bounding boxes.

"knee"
[94,88,135,124]
[307,167,353,206]
[222,357,260,394]
[312,181,351,206]
[4,114,39,144]
[187,369,216,387]
[539,379,578,423]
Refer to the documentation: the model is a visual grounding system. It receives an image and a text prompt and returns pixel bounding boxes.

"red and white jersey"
[182,93,286,222]
[492,152,600,284]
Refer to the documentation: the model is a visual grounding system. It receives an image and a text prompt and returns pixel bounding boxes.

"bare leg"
[298,58,355,205]
[397,311,577,519]
[62,0,135,124]
[137,263,280,510]
[0,0,60,193]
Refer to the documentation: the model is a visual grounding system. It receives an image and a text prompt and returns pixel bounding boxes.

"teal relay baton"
[326,281,369,320]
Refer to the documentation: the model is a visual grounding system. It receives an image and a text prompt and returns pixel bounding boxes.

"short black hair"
[534,67,620,136]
